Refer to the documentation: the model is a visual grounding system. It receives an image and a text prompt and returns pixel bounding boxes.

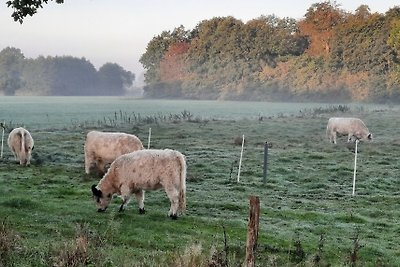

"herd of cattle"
[6,117,372,219]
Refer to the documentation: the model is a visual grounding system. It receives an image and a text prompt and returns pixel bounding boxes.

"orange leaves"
[298,2,345,57]
[159,42,190,82]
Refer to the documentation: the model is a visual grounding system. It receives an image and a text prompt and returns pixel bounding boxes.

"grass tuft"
[0,219,20,267]
[1,198,39,209]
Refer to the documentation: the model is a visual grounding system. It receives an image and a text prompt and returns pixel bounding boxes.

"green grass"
[0,99,400,266]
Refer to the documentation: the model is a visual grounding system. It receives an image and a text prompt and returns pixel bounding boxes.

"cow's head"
[355,131,373,142]
[91,185,112,212]
[360,132,373,142]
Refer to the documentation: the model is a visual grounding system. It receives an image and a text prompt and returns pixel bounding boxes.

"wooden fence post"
[244,196,260,267]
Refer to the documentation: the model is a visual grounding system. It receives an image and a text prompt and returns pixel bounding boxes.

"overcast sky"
[1,0,399,83]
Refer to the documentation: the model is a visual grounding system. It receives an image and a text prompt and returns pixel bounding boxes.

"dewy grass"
[0,100,400,266]
[0,219,20,267]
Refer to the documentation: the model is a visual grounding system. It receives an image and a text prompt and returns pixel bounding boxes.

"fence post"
[0,122,5,158]
[147,127,151,149]
[237,134,245,183]
[352,140,359,196]
[244,196,260,267]
[263,141,268,184]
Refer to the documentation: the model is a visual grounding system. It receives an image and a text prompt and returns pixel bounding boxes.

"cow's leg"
[84,151,92,174]
[134,190,145,214]
[119,185,132,212]
[19,153,26,165]
[165,187,179,219]
[119,195,132,212]
[11,149,18,163]
[347,134,352,143]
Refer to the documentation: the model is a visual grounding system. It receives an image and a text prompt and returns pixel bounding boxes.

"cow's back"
[84,131,143,175]
[112,149,184,188]
[85,131,143,159]
[328,117,366,133]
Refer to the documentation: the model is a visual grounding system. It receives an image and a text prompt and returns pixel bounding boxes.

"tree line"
[0,47,134,96]
[140,2,400,103]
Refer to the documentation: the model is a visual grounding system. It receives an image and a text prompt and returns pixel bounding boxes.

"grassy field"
[0,97,399,266]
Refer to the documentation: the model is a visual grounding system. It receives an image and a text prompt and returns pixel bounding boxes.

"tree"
[21,56,53,95]
[298,1,345,56]
[6,0,64,23]
[354,5,371,19]
[180,15,309,99]
[331,11,391,74]
[46,56,98,96]
[97,63,134,96]
[385,7,400,99]
[387,15,400,58]
[0,47,25,95]
[139,25,191,84]
[159,42,190,82]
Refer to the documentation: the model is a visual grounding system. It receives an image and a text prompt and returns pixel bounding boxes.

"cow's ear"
[91,185,102,197]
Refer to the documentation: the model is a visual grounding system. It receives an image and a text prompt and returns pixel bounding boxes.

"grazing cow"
[91,149,186,219]
[7,127,34,166]
[84,131,143,176]
[326,117,372,144]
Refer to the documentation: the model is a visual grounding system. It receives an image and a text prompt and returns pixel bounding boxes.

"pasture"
[0,97,399,266]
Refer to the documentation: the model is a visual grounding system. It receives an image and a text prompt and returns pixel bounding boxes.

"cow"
[84,131,144,176]
[326,117,372,144]
[91,149,187,219]
[7,127,34,166]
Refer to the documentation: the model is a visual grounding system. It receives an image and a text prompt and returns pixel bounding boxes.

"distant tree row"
[140,2,400,103]
[0,47,134,96]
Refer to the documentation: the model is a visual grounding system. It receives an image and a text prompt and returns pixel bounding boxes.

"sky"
[1,0,399,84]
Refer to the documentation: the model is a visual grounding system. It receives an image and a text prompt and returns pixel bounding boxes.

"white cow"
[326,117,372,144]
[8,127,34,166]
[91,149,187,219]
[84,131,143,176]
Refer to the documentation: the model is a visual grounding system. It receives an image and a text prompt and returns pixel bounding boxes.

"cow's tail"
[178,152,187,214]
[19,129,26,159]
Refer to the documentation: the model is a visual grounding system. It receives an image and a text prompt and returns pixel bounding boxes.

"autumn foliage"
[140,2,400,102]
[159,42,190,82]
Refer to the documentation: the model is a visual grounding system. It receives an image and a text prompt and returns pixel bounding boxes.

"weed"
[347,233,363,267]
[290,233,305,263]
[51,223,104,267]
[0,219,21,267]
[298,104,351,117]
[312,234,325,266]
